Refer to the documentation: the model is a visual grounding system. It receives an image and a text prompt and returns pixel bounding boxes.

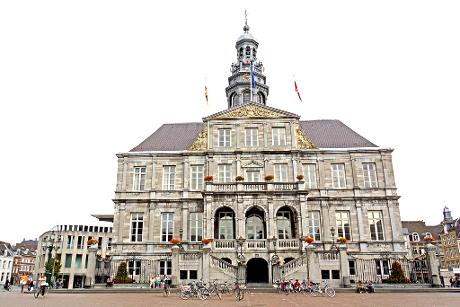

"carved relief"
[293,122,316,149]
[213,104,283,119]
[188,127,208,151]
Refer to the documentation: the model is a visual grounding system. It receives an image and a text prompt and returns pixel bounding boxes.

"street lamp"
[42,231,61,284]
[329,226,339,254]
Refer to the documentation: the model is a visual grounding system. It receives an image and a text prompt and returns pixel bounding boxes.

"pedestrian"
[356,280,365,293]
[150,275,155,289]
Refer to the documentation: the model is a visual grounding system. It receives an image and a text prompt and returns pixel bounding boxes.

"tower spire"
[225,14,269,109]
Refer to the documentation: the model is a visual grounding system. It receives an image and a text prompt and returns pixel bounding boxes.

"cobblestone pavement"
[0,291,458,307]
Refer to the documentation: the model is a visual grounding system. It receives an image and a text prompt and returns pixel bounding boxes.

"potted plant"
[423,234,435,242]
[204,175,213,182]
[169,238,181,245]
[87,238,98,246]
[336,236,348,244]
[235,176,244,182]
[264,175,274,181]
[296,174,304,181]
[201,238,213,245]
[304,235,314,244]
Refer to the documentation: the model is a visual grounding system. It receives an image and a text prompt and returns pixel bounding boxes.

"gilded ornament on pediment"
[293,122,316,149]
[214,104,282,119]
[189,128,208,151]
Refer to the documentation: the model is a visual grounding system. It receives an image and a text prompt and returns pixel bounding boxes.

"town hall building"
[110,20,409,286]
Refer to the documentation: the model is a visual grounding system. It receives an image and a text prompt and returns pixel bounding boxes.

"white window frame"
[133,166,146,191]
[335,211,351,240]
[218,164,231,183]
[246,169,261,182]
[362,162,378,188]
[331,163,346,188]
[307,211,321,241]
[303,164,317,189]
[272,127,286,146]
[245,127,259,147]
[161,212,174,242]
[274,164,288,182]
[411,232,420,242]
[162,166,176,190]
[368,210,384,241]
[130,213,144,242]
[190,165,204,190]
[218,128,231,147]
[189,213,203,242]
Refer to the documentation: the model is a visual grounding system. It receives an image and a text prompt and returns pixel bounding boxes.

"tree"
[388,261,406,283]
[114,262,131,283]
[45,257,62,280]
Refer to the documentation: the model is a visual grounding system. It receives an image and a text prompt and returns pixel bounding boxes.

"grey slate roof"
[129,120,377,152]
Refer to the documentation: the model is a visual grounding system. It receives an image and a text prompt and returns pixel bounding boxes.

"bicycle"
[163,280,171,297]
[220,281,232,295]
[34,283,49,298]
[234,281,245,301]
[179,281,207,300]
[309,280,335,297]
[204,280,222,300]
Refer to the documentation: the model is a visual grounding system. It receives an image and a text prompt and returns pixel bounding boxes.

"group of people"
[356,280,375,293]
[449,275,460,288]
[149,275,170,289]
[275,279,313,292]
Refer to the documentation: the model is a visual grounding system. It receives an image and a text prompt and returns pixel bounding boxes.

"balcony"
[205,181,305,193]
[213,238,300,251]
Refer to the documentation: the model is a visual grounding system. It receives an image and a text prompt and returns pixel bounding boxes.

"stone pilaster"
[338,245,351,287]
[202,245,211,283]
[171,245,180,286]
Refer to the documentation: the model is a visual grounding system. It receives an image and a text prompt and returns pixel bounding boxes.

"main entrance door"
[246,258,269,283]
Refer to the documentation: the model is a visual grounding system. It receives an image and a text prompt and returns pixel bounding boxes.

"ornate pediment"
[294,122,316,149]
[188,127,208,151]
[241,160,264,168]
[206,103,299,120]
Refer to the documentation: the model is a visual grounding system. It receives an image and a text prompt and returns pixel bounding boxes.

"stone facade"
[110,21,409,287]
[0,243,14,286]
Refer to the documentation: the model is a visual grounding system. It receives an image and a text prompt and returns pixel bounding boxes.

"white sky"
[1,1,459,244]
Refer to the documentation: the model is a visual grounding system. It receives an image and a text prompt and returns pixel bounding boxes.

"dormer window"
[218,128,231,147]
[245,46,251,58]
[411,233,420,242]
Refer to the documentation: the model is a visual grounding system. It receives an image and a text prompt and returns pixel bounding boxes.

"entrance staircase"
[210,255,238,280]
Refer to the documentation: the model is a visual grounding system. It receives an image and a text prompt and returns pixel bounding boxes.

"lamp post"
[329,226,339,254]
[42,231,61,284]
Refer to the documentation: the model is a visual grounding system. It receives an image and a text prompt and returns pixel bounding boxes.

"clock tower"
[225,16,269,109]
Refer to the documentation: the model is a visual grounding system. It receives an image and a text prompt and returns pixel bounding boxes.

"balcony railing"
[213,239,300,250]
[214,239,236,249]
[246,240,266,249]
[277,239,299,250]
[206,182,303,192]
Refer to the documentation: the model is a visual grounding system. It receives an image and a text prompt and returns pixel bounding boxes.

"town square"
[1,0,460,306]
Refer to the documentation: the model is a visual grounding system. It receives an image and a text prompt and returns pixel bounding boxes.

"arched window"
[239,47,243,58]
[246,214,265,239]
[215,208,235,239]
[245,46,251,58]
[257,92,265,104]
[232,93,239,107]
[277,210,292,239]
[253,48,257,59]
[243,90,251,103]
[411,233,420,242]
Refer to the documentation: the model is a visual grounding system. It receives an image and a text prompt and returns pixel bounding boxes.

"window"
[133,167,146,191]
[243,90,250,103]
[363,163,378,188]
[162,166,175,190]
[272,127,286,146]
[335,211,351,240]
[128,260,141,276]
[85,254,88,268]
[368,211,384,240]
[130,213,144,242]
[246,169,260,182]
[218,164,231,183]
[98,237,102,249]
[218,211,234,239]
[304,164,317,189]
[77,236,84,249]
[274,164,288,182]
[411,233,420,242]
[107,238,112,249]
[161,213,174,242]
[190,165,204,190]
[331,163,346,188]
[75,254,82,269]
[245,128,258,147]
[218,128,231,147]
[189,270,198,280]
[307,211,321,241]
[321,270,330,280]
[189,213,203,242]
[331,270,340,279]
[375,259,390,276]
[349,260,356,275]
[66,235,73,249]
[277,210,292,239]
[159,260,171,275]
[246,214,265,239]
[64,254,72,268]
[180,270,188,280]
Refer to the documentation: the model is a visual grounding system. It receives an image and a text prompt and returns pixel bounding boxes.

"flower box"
[423,235,435,242]
[169,238,181,245]
[201,238,214,245]
[235,176,244,182]
[336,236,348,244]
[87,239,98,246]
[204,175,213,182]
[304,236,314,244]
[264,175,274,181]
[296,174,305,181]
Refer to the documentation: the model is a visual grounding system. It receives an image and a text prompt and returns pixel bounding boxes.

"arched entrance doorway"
[246,258,269,283]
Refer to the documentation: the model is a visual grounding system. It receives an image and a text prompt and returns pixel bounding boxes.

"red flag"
[294,81,302,102]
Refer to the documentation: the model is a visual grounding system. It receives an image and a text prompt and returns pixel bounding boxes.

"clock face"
[242,74,250,81]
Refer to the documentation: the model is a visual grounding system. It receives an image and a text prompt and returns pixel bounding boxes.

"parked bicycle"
[309,280,335,297]
[234,281,245,301]
[219,280,232,295]
[34,283,49,298]
[179,281,207,300]
[202,279,222,300]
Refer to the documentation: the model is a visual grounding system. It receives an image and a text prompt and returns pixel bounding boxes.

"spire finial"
[243,10,249,32]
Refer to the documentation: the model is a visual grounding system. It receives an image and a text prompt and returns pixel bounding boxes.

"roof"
[129,119,376,152]
[92,214,115,223]
[401,221,443,237]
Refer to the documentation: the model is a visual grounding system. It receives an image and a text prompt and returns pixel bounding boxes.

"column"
[202,245,211,283]
[426,243,441,287]
[299,195,308,237]
[355,201,367,251]
[84,246,98,288]
[182,206,189,241]
[339,245,351,287]
[321,201,331,242]
[171,245,180,287]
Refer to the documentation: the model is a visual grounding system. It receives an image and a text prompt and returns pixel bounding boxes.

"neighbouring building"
[11,247,36,285]
[0,242,14,286]
[440,207,460,277]
[109,19,411,287]
[35,224,113,289]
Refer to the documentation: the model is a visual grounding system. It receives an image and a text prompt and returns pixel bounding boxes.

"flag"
[250,62,256,88]
[294,80,302,102]
[204,85,208,104]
